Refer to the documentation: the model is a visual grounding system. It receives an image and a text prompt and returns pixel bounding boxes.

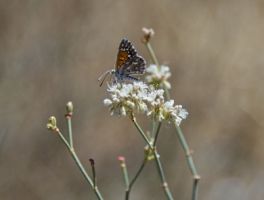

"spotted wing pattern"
[115,38,146,77]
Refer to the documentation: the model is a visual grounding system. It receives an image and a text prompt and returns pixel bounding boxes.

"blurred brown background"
[1,0,264,199]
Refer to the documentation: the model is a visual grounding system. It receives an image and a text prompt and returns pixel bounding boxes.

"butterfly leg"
[125,75,139,81]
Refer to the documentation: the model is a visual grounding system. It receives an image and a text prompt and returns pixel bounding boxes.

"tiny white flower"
[145,64,172,89]
[144,88,164,103]
[173,105,188,126]
[138,102,148,112]
[103,99,112,106]
[133,81,148,90]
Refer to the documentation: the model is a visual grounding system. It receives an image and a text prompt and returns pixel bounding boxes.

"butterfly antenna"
[109,72,113,82]
[98,70,112,87]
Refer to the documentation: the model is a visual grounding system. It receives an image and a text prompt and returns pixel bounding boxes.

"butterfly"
[98,38,146,86]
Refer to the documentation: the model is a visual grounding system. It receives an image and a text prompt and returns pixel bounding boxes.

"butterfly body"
[99,38,146,86]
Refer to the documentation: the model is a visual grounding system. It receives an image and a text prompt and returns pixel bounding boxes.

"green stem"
[131,117,152,147]
[120,161,130,192]
[174,124,200,200]
[192,178,199,200]
[125,158,148,200]
[89,159,97,189]
[58,130,71,149]
[153,149,174,200]
[153,122,162,146]
[164,86,171,100]
[145,36,199,200]
[129,158,147,190]
[146,42,159,66]
[131,117,174,200]
[66,116,73,147]
[151,119,157,139]
[57,130,104,200]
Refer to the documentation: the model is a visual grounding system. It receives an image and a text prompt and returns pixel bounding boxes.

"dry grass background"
[0,0,264,199]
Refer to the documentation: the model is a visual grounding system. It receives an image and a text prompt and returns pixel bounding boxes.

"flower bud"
[66,101,73,114]
[142,27,155,43]
[120,106,126,116]
[46,116,58,132]
[163,81,171,89]
[126,100,135,109]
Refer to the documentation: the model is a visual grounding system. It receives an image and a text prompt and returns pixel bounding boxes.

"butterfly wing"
[115,38,146,76]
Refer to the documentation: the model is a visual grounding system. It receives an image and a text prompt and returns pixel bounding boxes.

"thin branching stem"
[151,119,157,139]
[119,159,130,192]
[163,86,171,100]
[174,124,200,200]
[146,42,159,67]
[57,130,71,149]
[144,37,199,200]
[89,159,97,189]
[153,149,174,200]
[192,178,199,200]
[57,130,104,200]
[125,157,148,200]
[131,116,152,147]
[66,116,73,147]
[153,122,162,146]
[129,158,147,190]
[130,116,174,200]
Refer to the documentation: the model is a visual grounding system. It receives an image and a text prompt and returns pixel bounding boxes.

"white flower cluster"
[145,64,171,89]
[104,81,188,126]
[147,99,188,126]
[103,82,148,116]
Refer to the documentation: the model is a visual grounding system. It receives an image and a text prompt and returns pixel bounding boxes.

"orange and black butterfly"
[99,38,146,86]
